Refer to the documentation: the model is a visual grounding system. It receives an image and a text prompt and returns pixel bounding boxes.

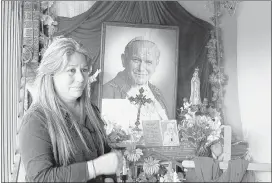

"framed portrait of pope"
[98,22,179,132]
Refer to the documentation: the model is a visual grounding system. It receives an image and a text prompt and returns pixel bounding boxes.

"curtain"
[55,1,213,111]
[54,1,96,18]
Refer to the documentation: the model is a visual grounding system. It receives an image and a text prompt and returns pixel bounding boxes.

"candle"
[122,157,127,175]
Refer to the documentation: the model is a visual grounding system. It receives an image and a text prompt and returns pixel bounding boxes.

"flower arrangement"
[135,161,184,183]
[142,157,160,175]
[177,97,224,157]
[124,145,143,162]
[121,144,187,182]
[102,115,130,143]
[105,68,225,182]
[106,125,130,144]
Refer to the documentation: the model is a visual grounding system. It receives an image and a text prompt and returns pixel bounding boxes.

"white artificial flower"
[184,102,191,109]
[185,114,193,121]
[210,118,221,130]
[187,122,194,128]
[143,157,160,175]
[206,130,221,145]
[124,145,143,162]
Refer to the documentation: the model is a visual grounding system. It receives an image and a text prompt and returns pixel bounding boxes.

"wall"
[237,1,271,182]
[221,9,244,140]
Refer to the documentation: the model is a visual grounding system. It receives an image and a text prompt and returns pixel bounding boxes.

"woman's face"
[53,52,89,103]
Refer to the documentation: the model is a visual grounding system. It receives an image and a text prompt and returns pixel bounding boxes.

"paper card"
[142,120,163,146]
[161,120,180,146]
[142,120,180,147]
[101,99,138,134]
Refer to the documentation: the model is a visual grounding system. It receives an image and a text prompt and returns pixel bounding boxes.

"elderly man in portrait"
[103,37,169,121]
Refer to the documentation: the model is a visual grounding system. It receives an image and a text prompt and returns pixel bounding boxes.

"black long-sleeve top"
[19,103,113,182]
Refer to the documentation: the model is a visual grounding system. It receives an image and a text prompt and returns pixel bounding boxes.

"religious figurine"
[190,67,202,105]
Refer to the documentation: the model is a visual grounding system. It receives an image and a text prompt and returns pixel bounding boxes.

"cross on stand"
[128,87,152,131]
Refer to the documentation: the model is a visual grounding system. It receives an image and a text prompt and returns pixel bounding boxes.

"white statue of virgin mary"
[190,67,202,105]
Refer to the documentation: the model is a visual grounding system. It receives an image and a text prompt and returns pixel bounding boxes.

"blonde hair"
[34,37,106,166]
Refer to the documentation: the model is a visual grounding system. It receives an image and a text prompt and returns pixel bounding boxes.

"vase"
[210,141,223,158]
[195,139,211,157]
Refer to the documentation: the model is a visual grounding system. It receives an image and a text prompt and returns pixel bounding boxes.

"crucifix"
[128,87,152,131]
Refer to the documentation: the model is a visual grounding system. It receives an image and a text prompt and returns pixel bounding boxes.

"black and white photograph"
[0,1,271,182]
[99,22,179,130]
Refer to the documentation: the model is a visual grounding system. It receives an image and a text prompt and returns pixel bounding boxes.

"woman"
[19,37,121,182]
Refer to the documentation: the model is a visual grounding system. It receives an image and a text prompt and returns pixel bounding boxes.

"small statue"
[190,67,202,105]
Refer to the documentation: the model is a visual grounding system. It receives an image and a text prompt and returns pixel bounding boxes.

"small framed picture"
[161,120,180,146]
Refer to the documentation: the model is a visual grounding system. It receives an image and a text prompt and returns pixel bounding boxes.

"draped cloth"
[55,1,213,109]
[185,157,256,182]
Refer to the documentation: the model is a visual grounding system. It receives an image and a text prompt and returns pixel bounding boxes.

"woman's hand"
[92,151,123,176]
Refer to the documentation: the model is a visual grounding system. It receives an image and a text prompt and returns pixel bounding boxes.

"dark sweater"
[19,103,113,182]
